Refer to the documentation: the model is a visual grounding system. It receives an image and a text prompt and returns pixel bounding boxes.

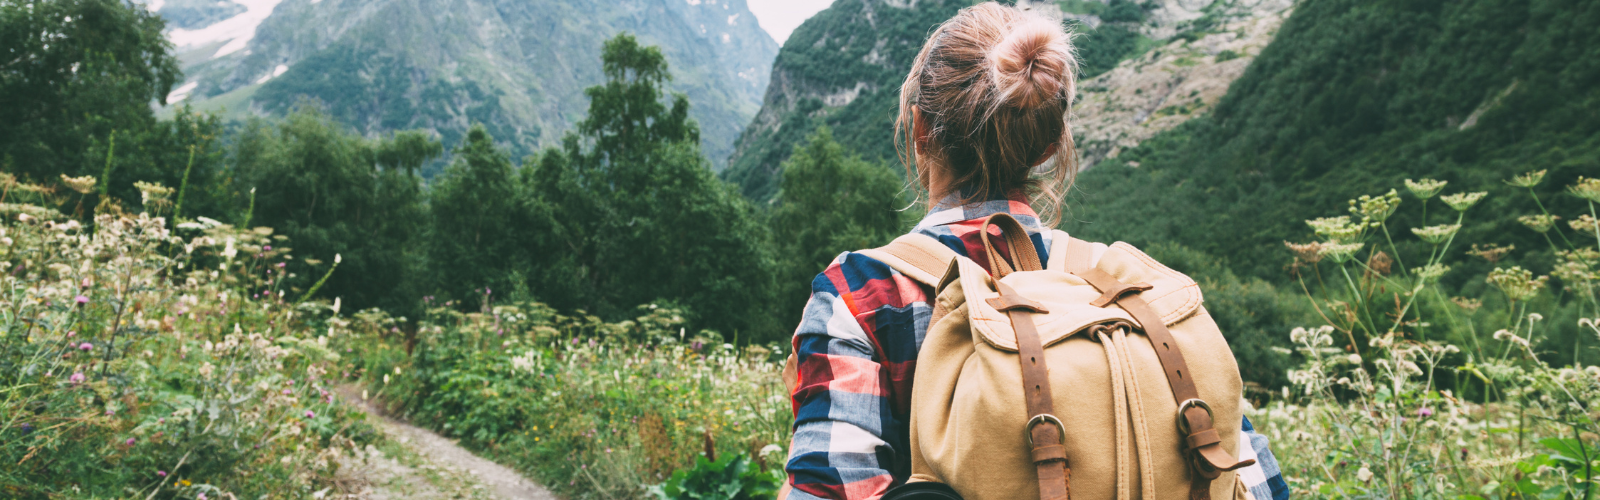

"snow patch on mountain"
[161,0,284,58]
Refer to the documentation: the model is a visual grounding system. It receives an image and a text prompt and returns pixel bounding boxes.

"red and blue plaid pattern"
[786,195,1289,500]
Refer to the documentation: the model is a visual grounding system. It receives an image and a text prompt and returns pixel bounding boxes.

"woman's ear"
[1032,142,1060,167]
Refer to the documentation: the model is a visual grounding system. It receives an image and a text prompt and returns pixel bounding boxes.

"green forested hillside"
[721,0,967,201]
[1064,0,1600,283]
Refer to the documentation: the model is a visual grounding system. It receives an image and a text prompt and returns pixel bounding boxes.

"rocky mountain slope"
[149,0,778,169]
[1072,0,1292,167]
[721,0,1294,201]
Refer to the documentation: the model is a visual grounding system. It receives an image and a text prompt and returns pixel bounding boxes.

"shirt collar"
[913,191,1042,232]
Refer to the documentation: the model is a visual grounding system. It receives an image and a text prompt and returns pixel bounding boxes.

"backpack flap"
[962,239,1204,353]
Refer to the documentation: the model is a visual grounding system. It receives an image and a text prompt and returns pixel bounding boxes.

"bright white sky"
[746,0,835,45]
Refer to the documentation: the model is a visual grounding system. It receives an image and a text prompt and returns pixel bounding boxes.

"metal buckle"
[1025,414,1066,445]
[1175,398,1213,435]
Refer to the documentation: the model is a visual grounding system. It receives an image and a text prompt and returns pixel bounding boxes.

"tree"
[426,125,532,310]
[770,127,905,323]
[234,105,432,314]
[0,0,179,184]
[516,33,779,340]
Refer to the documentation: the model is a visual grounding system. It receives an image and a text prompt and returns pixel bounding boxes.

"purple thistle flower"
[126,437,135,446]
[78,342,92,351]
[75,295,89,304]
[276,262,286,268]
[282,388,292,395]
[1417,407,1434,418]
[263,245,272,251]
[305,410,315,419]
[157,470,167,477]
[69,372,85,384]
[19,423,32,433]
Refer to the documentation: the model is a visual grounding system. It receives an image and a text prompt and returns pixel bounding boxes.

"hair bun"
[992,19,1074,109]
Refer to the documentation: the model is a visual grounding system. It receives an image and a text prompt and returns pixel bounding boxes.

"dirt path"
[337,385,558,500]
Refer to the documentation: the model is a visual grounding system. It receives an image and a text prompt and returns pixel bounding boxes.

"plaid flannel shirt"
[786,195,1289,500]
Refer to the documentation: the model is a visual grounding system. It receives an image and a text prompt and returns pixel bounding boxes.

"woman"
[782,3,1288,500]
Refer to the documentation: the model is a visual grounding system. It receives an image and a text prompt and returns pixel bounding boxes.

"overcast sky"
[746,0,834,44]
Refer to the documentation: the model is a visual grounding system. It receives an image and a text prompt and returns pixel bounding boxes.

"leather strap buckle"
[1175,398,1214,436]
[1026,414,1067,445]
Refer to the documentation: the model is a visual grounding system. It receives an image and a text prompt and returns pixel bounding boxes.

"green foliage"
[350,303,790,500]
[425,124,530,309]
[648,452,783,500]
[0,0,180,182]
[770,127,905,324]
[1067,0,1600,284]
[499,33,779,340]
[0,0,236,220]
[233,105,433,315]
[0,209,375,498]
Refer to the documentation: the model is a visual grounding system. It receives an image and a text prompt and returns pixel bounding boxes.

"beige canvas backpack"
[784,214,1256,500]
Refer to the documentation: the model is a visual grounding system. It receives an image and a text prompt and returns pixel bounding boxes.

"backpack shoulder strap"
[1047,229,1096,273]
[856,233,960,286]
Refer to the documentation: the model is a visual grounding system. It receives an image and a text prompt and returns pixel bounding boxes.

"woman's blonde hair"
[895,2,1078,226]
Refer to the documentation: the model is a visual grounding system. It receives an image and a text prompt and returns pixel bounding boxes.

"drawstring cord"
[1099,326,1157,499]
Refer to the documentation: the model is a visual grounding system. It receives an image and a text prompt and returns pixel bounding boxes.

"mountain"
[721,0,1294,201]
[150,0,778,170]
[1064,0,1600,281]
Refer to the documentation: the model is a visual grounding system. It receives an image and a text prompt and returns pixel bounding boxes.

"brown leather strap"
[993,281,1069,500]
[979,214,1042,277]
[1064,238,1253,500]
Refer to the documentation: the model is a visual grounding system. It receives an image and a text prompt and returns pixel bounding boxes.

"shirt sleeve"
[785,253,902,500]
[1236,416,1290,500]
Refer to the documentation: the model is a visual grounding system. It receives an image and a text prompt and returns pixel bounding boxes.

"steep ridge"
[722,0,969,201]
[153,0,777,169]
[1065,0,1600,280]
[722,0,1293,201]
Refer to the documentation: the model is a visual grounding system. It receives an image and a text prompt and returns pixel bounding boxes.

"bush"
[0,195,376,497]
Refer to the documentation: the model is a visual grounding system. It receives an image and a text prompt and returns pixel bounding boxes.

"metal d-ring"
[1175,398,1214,436]
[1026,414,1066,445]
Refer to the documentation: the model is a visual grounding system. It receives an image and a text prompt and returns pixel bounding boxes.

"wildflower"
[133,181,173,207]
[1306,216,1369,242]
[1405,178,1448,199]
[1467,243,1514,263]
[1285,241,1324,264]
[1410,224,1460,245]
[305,410,315,419]
[1348,354,1362,365]
[1319,242,1365,264]
[20,423,33,434]
[1417,263,1449,284]
[1518,214,1560,233]
[1440,191,1487,212]
[1505,169,1547,188]
[69,372,85,384]
[78,342,92,351]
[1570,214,1599,234]
[199,362,214,378]
[60,174,97,194]
[1488,266,1548,302]
[1356,466,1373,482]
[126,437,135,446]
[334,253,342,264]
[198,493,207,500]
[75,295,89,305]
[1349,190,1401,223]
[331,297,341,315]
[1569,177,1600,203]
[157,470,167,477]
